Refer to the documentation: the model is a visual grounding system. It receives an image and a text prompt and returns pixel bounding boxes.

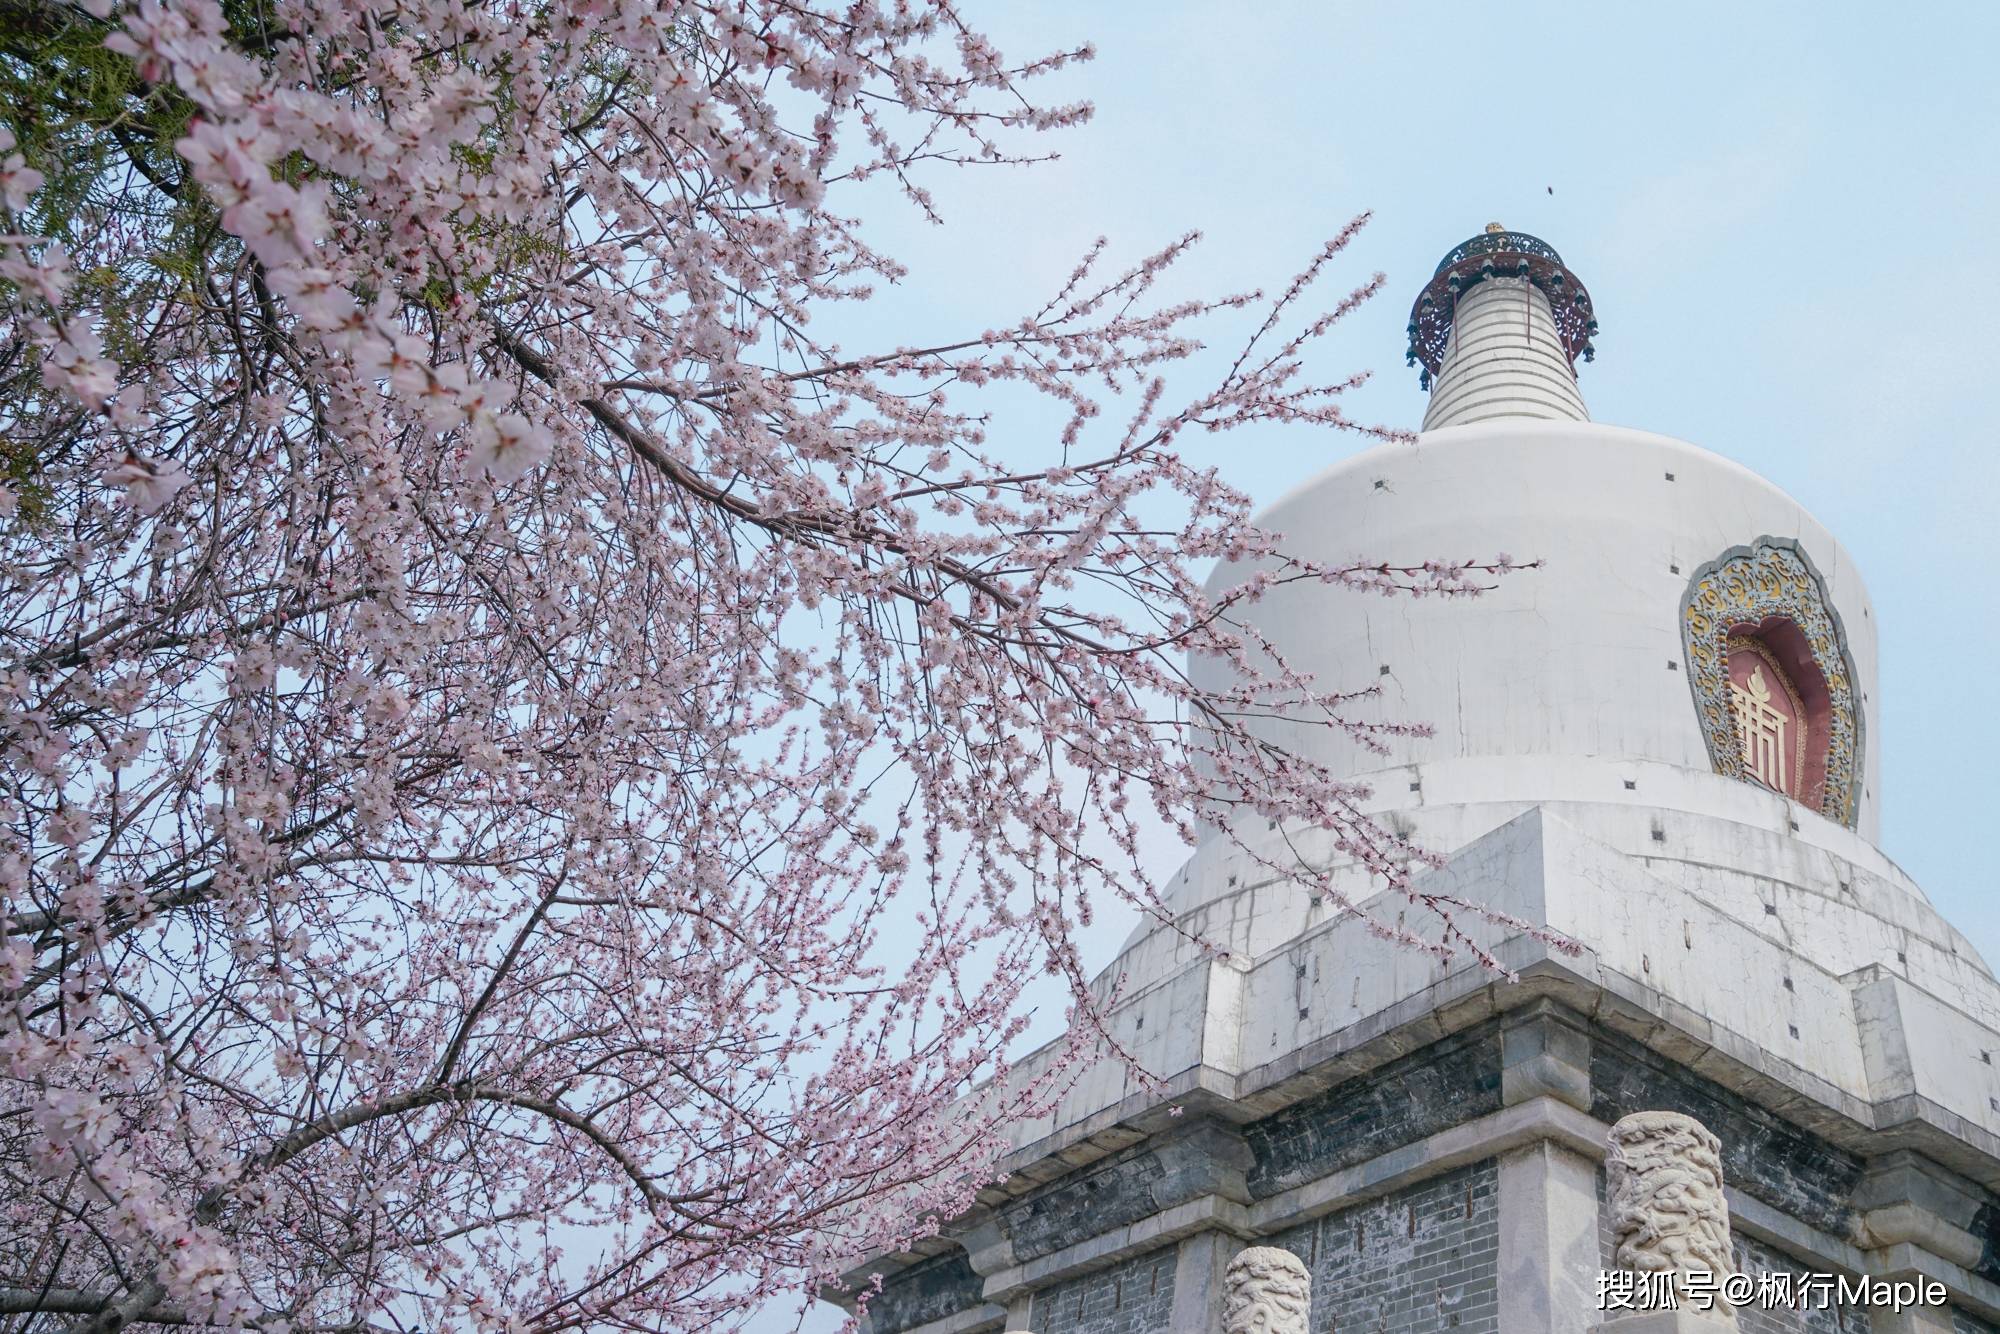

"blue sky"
[780,1,1998,1324]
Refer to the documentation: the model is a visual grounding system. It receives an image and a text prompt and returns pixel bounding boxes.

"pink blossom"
[103,453,192,514]
[41,323,119,407]
[108,383,149,429]
[0,130,43,211]
[0,5,1531,1330]
[264,266,356,330]
[465,410,551,483]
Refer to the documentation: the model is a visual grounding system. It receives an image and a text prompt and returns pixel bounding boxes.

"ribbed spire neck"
[1421,278,1589,430]
[1406,226,1600,432]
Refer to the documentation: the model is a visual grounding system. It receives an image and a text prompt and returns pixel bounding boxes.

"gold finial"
[1485,222,1506,234]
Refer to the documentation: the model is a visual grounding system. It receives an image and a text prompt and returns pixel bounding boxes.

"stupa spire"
[1406,224,1599,430]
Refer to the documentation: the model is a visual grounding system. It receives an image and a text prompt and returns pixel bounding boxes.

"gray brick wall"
[1729,1234,1869,1334]
[1266,1158,1500,1333]
[1972,1198,2000,1286]
[1247,1029,1502,1202]
[1028,1246,1175,1334]
[1003,1142,1170,1264]
[864,1249,988,1334]
[865,1016,1989,1334]
[1589,1031,1862,1240]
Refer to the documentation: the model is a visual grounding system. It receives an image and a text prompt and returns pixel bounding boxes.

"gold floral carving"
[1682,540,1860,826]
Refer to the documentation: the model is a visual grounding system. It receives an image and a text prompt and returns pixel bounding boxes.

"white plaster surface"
[1189,420,1883,852]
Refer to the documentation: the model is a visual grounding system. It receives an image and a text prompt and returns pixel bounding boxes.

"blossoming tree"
[0,1,1525,1329]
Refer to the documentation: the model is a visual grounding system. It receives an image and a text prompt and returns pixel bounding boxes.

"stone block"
[1500,1139,1601,1333]
[1590,1313,1738,1334]
[1503,1006,1593,1111]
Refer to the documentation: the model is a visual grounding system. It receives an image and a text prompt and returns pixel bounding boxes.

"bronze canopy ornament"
[1406,226,1599,389]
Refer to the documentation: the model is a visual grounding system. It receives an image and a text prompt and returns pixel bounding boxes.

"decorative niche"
[1681,539,1861,826]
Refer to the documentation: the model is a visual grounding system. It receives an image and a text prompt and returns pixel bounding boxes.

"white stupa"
[835,228,2000,1334]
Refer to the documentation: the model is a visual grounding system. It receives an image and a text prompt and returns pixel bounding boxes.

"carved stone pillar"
[1221,1246,1311,1334]
[1598,1110,1739,1331]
